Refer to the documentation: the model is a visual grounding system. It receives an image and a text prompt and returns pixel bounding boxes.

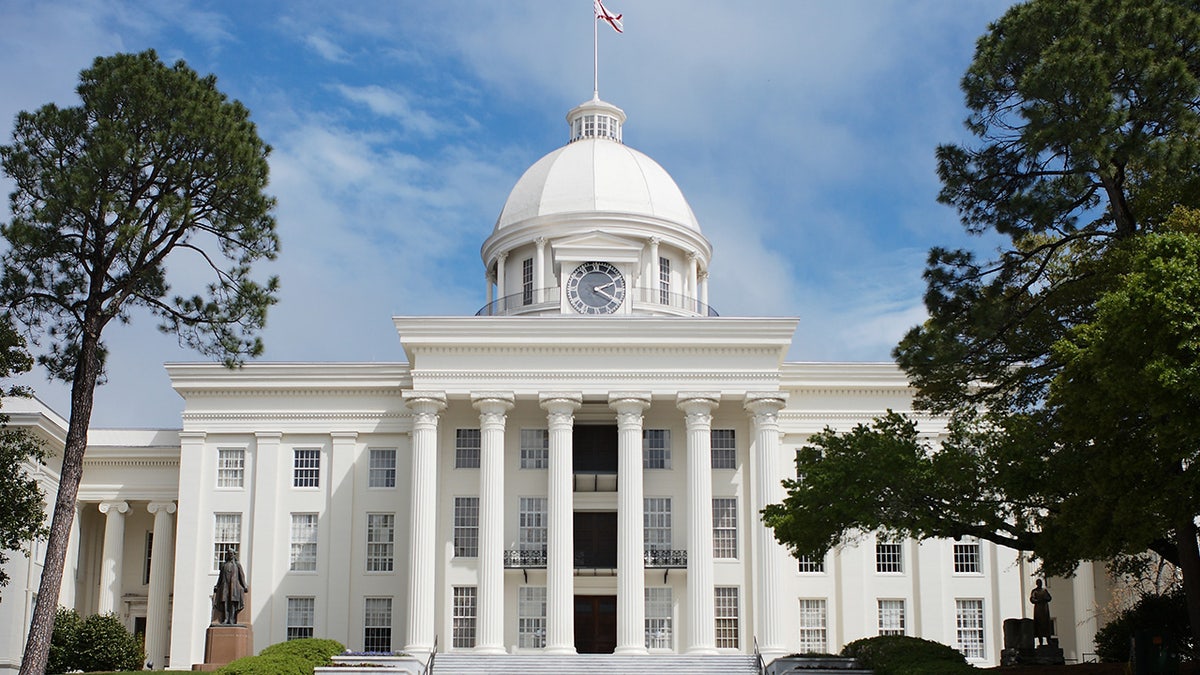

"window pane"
[369,448,396,488]
[519,497,547,552]
[287,597,315,640]
[797,555,825,573]
[878,599,906,636]
[520,429,549,469]
[714,587,739,649]
[710,429,736,469]
[456,429,481,468]
[645,587,672,649]
[876,541,903,573]
[956,599,985,659]
[518,586,546,648]
[364,597,392,653]
[293,449,320,488]
[213,513,241,571]
[953,540,981,574]
[217,448,245,488]
[289,513,318,572]
[798,599,827,653]
[643,429,670,469]
[644,498,672,553]
[453,587,478,648]
[366,513,395,572]
[454,497,480,557]
[712,498,738,559]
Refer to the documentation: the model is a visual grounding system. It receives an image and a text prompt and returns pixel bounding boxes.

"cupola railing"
[475,286,718,317]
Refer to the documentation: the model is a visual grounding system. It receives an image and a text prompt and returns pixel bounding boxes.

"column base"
[758,647,788,664]
[614,645,649,655]
[544,645,577,655]
[686,646,719,655]
[403,645,432,664]
[473,645,507,655]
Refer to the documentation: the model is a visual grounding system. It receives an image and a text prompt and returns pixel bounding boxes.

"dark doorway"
[574,511,617,569]
[573,425,617,473]
[575,595,617,653]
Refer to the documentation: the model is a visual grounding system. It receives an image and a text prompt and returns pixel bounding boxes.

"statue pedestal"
[192,624,253,671]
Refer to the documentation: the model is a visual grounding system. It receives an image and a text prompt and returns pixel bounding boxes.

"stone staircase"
[431,653,761,675]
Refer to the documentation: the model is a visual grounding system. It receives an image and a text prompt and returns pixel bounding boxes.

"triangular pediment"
[553,230,644,264]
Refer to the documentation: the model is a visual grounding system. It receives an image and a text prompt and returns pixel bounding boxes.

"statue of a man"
[213,550,248,625]
[1030,578,1052,645]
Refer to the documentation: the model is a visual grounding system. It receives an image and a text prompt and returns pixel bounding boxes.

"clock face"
[565,261,626,314]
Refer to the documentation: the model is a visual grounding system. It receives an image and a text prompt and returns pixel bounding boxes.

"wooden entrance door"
[574,595,617,653]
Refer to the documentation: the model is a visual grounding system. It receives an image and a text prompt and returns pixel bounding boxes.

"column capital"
[330,431,359,441]
[539,392,582,412]
[676,392,720,412]
[649,236,661,246]
[403,391,447,409]
[147,501,177,516]
[608,391,652,409]
[255,430,283,441]
[535,237,547,248]
[98,500,129,515]
[745,392,788,418]
[179,430,207,442]
[471,391,515,411]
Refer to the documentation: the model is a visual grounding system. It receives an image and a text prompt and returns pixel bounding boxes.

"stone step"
[431,653,761,675]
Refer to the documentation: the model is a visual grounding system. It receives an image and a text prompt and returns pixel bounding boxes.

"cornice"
[83,458,180,469]
[172,387,407,398]
[181,411,409,422]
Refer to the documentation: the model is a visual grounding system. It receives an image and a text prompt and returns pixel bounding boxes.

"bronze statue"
[1030,578,1052,645]
[213,550,248,625]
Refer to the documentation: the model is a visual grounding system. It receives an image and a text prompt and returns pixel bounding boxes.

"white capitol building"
[2,96,1110,671]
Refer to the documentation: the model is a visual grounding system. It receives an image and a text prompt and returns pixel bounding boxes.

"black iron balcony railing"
[475,286,718,317]
[503,548,547,568]
[503,547,688,569]
[643,549,688,568]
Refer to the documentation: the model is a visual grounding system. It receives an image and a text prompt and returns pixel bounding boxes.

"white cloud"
[332,84,447,137]
[303,33,350,63]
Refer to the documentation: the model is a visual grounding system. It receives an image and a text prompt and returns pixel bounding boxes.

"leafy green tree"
[1,50,279,674]
[0,314,47,593]
[765,0,1200,648]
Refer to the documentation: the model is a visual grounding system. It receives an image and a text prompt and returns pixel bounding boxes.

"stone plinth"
[192,624,253,671]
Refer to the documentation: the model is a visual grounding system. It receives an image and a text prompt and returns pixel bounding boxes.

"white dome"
[494,133,700,233]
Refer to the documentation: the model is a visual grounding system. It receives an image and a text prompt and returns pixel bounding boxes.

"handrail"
[754,635,766,675]
[424,634,437,674]
[474,285,718,316]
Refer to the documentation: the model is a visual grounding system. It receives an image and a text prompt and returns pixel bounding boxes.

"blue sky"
[1,0,1017,427]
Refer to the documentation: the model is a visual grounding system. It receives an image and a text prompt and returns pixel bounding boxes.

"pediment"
[553,230,644,264]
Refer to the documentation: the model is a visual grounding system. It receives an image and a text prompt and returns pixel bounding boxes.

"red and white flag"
[595,0,623,33]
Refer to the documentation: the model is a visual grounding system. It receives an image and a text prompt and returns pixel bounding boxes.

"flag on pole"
[595,0,624,33]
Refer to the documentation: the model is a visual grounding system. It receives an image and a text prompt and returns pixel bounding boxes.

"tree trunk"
[19,333,103,675]
[1176,516,1200,654]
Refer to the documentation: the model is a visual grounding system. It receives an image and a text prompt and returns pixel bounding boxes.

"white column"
[677,392,719,654]
[496,252,508,304]
[145,501,177,670]
[62,502,83,609]
[1072,562,1098,659]
[698,270,709,313]
[649,238,661,299]
[686,253,698,307]
[97,500,130,616]
[486,270,495,309]
[250,431,283,637]
[541,392,582,654]
[535,238,547,303]
[610,392,651,654]
[327,431,359,646]
[746,393,788,661]
[403,392,446,659]
[473,392,514,654]
[169,430,207,670]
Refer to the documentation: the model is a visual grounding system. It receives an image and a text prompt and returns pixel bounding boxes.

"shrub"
[75,612,145,672]
[841,635,977,675]
[217,653,311,675]
[259,637,346,667]
[47,607,84,674]
[1095,589,1193,662]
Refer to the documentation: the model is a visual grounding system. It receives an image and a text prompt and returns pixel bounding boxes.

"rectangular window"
[659,256,671,304]
[368,448,396,488]
[363,597,392,653]
[455,429,481,468]
[520,429,549,469]
[645,587,673,649]
[519,497,547,552]
[953,539,982,574]
[518,586,547,648]
[956,599,986,659]
[143,532,153,585]
[217,448,245,488]
[712,498,738,559]
[711,429,736,469]
[290,513,318,572]
[876,541,903,573]
[293,448,320,488]
[286,597,315,640]
[366,513,395,572]
[454,497,480,557]
[797,555,825,573]
[878,599,906,636]
[714,587,739,649]
[644,497,672,553]
[522,257,534,305]
[798,599,828,653]
[453,586,478,649]
[213,513,241,571]
[643,429,671,469]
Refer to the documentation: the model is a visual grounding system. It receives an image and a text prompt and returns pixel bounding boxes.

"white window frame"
[953,539,982,574]
[522,257,534,306]
[286,597,315,640]
[368,448,397,488]
[644,497,672,553]
[878,599,906,636]
[520,428,549,469]
[455,429,481,468]
[518,497,547,552]
[710,429,736,469]
[645,587,673,650]
[289,513,318,572]
[956,599,986,660]
[454,497,480,557]
[797,554,825,573]
[712,498,738,559]
[366,513,395,572]
[875,540,903,573]
[363,597,392,653]
[143,531,153,585]
[293,448,321,488]
[216,448,245,488]
[212,513,241,571]
[518,586,547,649]
[798,598,828,653]
[659,256,671,304]
[452,586,478,649]
[642,429,671,469]
[714,586,739,649]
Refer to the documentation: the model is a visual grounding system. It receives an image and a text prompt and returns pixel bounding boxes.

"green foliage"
[47,610,144,673]
[47,607,83,674]
[841,635,977,675]
[1094,590,1194,662]
[216,638,345,675]
[258,637,345,667]
[0,314,46,593]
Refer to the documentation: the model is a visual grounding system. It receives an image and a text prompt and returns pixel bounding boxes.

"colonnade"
[401,389,788,657]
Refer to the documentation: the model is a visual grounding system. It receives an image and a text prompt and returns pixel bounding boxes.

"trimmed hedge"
[216,637,346,675]
[259,637,346,666]
[841,635,977,675]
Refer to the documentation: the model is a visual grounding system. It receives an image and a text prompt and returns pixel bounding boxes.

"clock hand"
[594,285,619,302]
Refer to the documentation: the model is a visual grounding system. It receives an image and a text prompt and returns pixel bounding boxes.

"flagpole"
[593,2,599,99]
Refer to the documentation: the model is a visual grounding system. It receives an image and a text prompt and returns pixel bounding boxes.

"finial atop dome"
[567,96,626,144]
